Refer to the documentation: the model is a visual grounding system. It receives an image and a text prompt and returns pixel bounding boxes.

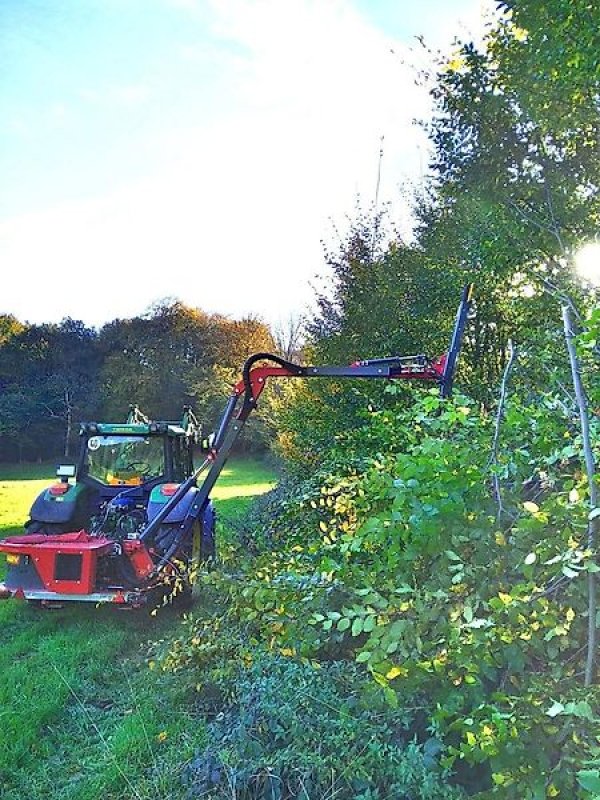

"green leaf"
[363,615,376,633]
[337,617,351,632]
[577,770,600,793]
[356,651,371,663]
[562,566,581,578]
[564,701,595,720]
[445,550,462,561]
[352,618,364,637]
[382,685,399,708]
[545,701,565,718]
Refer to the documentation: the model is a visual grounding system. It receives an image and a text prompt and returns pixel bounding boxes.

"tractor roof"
[80,422,188,438]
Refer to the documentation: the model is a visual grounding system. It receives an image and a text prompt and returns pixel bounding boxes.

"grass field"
[0,458,276,800]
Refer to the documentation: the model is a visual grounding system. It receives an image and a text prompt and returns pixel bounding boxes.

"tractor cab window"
[86,435,165,485]
[170,437,191,482]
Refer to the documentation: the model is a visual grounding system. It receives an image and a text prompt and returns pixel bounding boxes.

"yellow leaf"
[566,608,575,622]
[569,488,579,503]
[157,731,168,742]
[319,521,328,532]
[280,647,296,657]
[446,56,465,72]
[386,666,406,680]
[512,25,528,42]
[523,501,539,514]
[495,532,506,546]
[547,784,559,797]
[498,592,513,606]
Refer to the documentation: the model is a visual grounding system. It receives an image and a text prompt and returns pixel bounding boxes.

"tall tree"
[0,319,100,459]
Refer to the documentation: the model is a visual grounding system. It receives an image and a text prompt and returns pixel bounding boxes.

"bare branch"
[273,315,305,362]
[488,339,517,523]
[561,303,598,686]
[544,178,566,254]
[507,199,553,237]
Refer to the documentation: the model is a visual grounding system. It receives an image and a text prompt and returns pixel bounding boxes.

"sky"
[0,0,495,329]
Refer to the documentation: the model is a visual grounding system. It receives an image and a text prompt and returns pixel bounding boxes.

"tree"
[0,319,100,459]
[99,301,275,449]
[0,314,24,347]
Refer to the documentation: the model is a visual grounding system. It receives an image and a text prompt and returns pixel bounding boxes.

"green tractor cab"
[25,406,201,538]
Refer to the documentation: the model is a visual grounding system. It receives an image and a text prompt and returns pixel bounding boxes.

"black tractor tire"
[24,520,72,536]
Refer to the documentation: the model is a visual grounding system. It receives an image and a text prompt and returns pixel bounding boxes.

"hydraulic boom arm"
[140,284,474,565]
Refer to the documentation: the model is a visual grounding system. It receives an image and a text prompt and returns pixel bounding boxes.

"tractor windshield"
[86,435,165,485]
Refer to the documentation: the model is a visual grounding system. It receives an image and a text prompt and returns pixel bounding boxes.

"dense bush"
[166,387,600,798]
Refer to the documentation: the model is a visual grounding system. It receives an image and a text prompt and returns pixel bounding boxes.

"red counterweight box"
[0,531,114,595]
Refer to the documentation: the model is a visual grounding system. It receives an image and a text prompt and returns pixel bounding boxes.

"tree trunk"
[64,388,72,459]
[561,303,598,687]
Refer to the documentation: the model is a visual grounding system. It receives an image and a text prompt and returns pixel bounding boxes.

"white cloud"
[0,0,494,328]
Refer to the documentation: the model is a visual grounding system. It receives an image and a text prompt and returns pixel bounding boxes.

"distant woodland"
[0,303,275,461]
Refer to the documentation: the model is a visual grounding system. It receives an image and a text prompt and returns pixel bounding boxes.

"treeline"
[0,302,274,462]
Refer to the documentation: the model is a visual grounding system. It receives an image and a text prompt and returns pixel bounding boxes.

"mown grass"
[0,457,276,800]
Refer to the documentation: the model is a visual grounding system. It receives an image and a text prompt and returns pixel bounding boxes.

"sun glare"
[574,241,600,286]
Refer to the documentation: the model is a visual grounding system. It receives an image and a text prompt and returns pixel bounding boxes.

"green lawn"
[0,457,276,800]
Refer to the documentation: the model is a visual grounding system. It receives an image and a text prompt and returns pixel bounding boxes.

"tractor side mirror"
[199,432,216,453]
[56,464,77,484]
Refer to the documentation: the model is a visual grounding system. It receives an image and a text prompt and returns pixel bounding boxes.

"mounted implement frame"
[0,284,473,607]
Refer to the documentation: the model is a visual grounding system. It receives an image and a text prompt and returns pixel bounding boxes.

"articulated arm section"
[234,353,445,420]
[140,284,473,566]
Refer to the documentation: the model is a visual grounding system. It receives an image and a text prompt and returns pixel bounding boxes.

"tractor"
[0,285,473,608]
[0,405,215,606]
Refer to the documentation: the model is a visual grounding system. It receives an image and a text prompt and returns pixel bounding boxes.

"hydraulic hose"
[241,352,305,395]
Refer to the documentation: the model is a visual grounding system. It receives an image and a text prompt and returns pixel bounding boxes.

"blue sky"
[0,0,494,328]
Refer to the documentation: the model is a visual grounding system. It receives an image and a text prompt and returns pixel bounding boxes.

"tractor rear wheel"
[24,520,72,536]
